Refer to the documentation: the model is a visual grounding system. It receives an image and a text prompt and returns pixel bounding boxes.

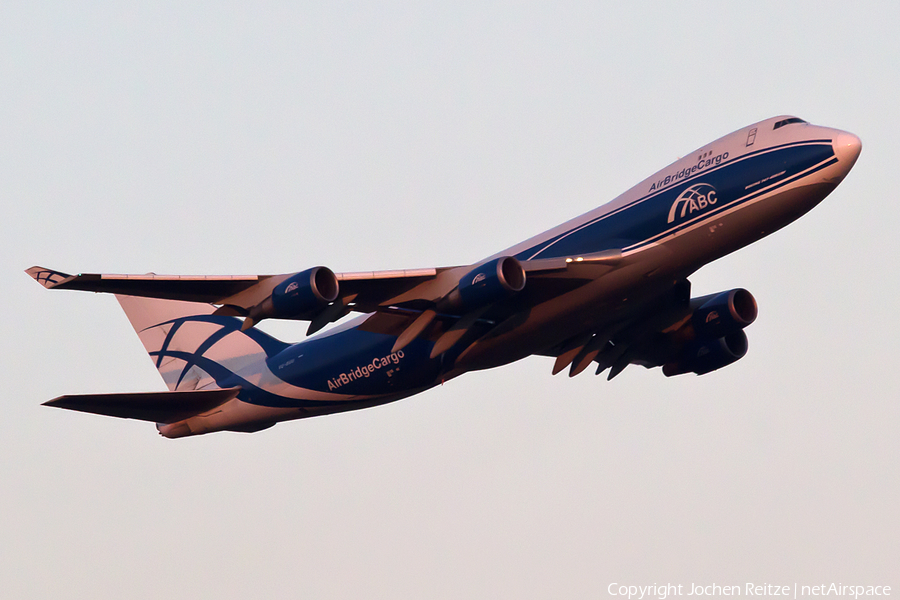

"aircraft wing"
[537,279,759,380]
[27,250,623,311]
[27,265,459,330]
[539,284,693,379]
[27,265,446,307]
[26,249,632,336]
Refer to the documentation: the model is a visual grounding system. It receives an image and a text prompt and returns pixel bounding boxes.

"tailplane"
[28,268,295,430]
[43,388,241,424]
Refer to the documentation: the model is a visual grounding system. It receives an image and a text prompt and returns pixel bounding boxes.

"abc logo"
[667,183,718,223]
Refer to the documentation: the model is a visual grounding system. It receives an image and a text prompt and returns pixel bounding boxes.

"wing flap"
[43,387,242,424]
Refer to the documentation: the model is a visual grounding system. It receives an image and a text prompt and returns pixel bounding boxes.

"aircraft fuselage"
[157,116,860,437]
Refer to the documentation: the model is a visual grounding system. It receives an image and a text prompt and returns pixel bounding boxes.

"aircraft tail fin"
[114,295,290,392]
[43,388,241,424]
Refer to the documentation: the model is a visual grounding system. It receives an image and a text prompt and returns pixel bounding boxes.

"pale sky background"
[2,2,898,599]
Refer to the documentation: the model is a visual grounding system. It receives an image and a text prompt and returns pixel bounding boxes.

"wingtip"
[25,266,71,289]
[43,395,77,409]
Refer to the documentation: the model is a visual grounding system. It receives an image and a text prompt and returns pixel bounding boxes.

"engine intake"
[691,288,758,339]
[271,267,340,317]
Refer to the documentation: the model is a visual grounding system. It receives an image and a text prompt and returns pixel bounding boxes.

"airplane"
[28,115,862,438]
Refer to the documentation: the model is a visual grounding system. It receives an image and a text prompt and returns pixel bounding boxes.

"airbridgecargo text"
[649,151,730,192]
[327,351,405,391]
[607,583,891,600]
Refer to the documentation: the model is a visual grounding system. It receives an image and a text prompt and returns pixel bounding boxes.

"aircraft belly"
[158,400,300,438]
[260,327,442,403]
[454,256,681,370]
[657,181,839,271]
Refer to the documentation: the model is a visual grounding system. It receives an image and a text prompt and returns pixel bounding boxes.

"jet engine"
[690,288,758,339]
[242,266,339,330]
[662,330,749,376]
[660,288,757,376]
[445,256,526,312]
[270,267,340,316]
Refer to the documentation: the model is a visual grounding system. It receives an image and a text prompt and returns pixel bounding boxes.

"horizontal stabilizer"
[43,388,241,424]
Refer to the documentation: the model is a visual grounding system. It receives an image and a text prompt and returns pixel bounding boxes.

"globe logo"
[667,183,718,223]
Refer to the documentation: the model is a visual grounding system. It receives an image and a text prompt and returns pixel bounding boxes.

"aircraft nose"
[833,130,862,168]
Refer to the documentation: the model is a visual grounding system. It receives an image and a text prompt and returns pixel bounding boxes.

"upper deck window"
[773,117,807,130]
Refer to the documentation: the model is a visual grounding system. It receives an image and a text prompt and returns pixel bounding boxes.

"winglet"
[25,266,72,289]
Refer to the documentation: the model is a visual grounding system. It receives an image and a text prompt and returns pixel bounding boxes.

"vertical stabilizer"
[115,295,288,391]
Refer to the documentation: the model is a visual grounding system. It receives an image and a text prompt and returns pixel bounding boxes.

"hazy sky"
[2,2,898,599]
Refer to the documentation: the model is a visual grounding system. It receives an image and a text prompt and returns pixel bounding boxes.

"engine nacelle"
[691,288,758,339]
[448,256,526,312]
[242,267,340,329]
[271,267,340,317]
[662,330,748,377]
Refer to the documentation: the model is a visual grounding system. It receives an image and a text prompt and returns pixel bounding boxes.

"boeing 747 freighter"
[28,115,862,437]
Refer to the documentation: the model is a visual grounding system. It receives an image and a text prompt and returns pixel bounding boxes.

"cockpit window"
[773,117,807,130]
